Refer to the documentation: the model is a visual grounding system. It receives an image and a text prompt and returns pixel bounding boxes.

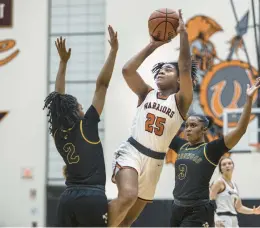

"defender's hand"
[55,37,71,63]
[108,25,118,52]
[246,77,260,98]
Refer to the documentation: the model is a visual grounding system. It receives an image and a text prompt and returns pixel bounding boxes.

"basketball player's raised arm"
[92,25,118,116]
[122,38,168,101]
[54,37,71,94]
[176,10,192,117]
[224,78,260,149]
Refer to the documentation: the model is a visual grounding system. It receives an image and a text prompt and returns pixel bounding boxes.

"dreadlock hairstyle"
[151,60,198,88]
[43,91,81,135]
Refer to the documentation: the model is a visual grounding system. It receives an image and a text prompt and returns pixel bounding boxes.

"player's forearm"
[55,61,67,94]
[96,49,118,88]
[237,96,253,133]
[122,44,156,73]
[209,191,217,200]
[178,31,191,70]
[237,206,254,215]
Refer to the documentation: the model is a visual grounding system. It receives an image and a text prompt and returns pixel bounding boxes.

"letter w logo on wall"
[200,60,257,127]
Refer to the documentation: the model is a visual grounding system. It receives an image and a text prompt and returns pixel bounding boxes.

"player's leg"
[73,191,108,227]
[108,168,139,227]
[109,142,141,227]
[118,155,164,227]
[180,202,215,227]
[119,198,147,227]
[170,203,185,227]
[56,190,76,227]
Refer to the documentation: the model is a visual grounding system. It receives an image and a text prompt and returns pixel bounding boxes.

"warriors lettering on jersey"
[131,90,183,152]
[144,101,175,118]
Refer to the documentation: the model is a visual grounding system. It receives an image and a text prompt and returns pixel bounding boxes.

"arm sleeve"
[84,105,100,124]
[169,136,188,153]
[205,137,230,166]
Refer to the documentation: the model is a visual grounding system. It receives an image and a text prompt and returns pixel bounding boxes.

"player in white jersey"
[108,10,197,227]
[210,157,260,227]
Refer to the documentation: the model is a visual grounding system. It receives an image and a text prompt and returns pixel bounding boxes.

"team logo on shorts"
[202,221,209,227]
[102,212,108,224]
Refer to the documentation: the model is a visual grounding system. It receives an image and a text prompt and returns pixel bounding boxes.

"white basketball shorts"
[112,141,164,201]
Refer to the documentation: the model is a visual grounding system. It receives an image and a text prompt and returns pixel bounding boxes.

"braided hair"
[151,61,198,88]
[43,91,80,135]
[189,114,213,129]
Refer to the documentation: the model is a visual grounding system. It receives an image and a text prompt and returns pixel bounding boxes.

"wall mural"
[0,0,20,123]
[167,3,259,162]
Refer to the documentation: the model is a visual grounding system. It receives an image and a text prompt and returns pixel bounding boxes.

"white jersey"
[216,177,239,215]
[130,89,184,152]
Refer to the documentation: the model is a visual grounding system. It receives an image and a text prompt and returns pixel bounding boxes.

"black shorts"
[170,201,215,227]
[56,186,108,227]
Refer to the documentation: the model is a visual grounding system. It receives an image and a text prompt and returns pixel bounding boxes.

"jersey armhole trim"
[204,144,217,166]
[234,183,239,193]
[53,129,58,139]
[80,120,101,144]
[218,179,226,194]
[137,88,154,107]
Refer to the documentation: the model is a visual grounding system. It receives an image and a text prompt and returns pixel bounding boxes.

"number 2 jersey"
[53,105,106,187]
[130,89,185,152]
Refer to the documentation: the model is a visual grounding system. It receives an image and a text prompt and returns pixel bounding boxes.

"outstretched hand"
[108,25,118,52]
[55,37,71,63]
[247,77,260,98]
[177,9,186,33]
[253,205,260,215]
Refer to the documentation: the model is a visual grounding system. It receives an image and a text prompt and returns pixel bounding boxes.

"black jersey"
[53,105,106,186]
[169,137,229,204]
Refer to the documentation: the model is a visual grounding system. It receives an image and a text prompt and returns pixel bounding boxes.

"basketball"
[148,8,179,41]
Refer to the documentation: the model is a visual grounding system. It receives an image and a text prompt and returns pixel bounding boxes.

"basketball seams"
[148,17,179,22]
[156,9,176,14]
[149,8,179,41]
[152,20,166,36]
[163,9,168,41]
[151,21,177,40]
[167,21,177,36]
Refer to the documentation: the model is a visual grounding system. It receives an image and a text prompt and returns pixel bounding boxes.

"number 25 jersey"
[130,89,185,152]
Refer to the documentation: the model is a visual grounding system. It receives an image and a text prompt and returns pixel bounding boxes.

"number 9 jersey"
[112,89,185,201]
